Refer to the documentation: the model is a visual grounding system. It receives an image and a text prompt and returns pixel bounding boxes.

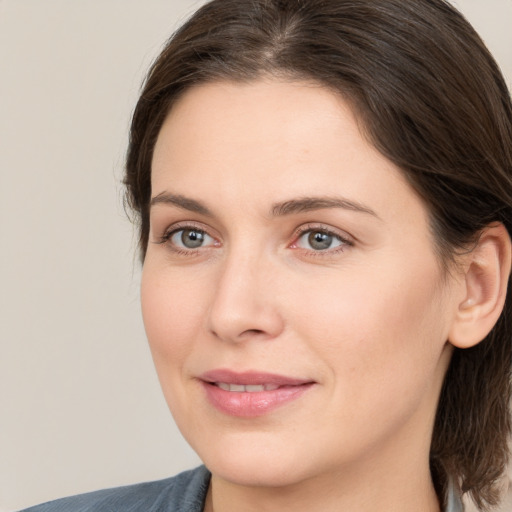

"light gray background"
[1,1,511,511]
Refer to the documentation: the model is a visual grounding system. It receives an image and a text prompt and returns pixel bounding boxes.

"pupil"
[182,229,204,248]
[308,231,332,250]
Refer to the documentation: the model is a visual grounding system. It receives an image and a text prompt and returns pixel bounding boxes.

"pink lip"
[199,369,315,417]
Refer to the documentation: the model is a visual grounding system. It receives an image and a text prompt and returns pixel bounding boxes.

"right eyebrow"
[149,192,212,216]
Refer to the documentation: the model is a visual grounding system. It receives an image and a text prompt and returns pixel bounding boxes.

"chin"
[209,457,311,488]
[191,434,318,488]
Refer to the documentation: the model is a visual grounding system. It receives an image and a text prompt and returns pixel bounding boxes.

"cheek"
[140,263,207,363]
[295,257,449,401]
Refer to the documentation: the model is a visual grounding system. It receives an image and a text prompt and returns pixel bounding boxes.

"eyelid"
[153,220,353,256]
[289,223,354,252]
[155,221,220,247]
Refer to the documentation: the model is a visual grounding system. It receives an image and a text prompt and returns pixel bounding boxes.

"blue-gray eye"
[171,228,213,249]
[297,230,344,251]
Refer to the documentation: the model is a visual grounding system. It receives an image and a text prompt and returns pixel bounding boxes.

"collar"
[445,480,464,512]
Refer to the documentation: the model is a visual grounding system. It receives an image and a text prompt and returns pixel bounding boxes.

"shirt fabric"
[19,467,210,512]
[19,465,465,511]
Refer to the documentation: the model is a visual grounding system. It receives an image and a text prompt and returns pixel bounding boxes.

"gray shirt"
[19,465,464,511]
[19,467,210,512]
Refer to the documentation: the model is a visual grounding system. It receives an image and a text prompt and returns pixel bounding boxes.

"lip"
[199,369,315,417]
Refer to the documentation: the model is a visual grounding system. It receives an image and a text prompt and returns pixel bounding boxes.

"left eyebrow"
[271,196,380,219]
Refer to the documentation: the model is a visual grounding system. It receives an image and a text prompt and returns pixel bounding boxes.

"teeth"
[245,385,265,392]
[215,383,280,392]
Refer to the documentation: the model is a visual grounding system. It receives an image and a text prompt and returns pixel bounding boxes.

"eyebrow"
[150,192,379,219]
[271,196,380,219]
[150,192,212,216]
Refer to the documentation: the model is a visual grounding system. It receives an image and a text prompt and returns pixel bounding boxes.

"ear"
[448,223,511,349]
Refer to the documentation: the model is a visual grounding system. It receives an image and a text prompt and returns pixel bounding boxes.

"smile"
[214,383,280,392]
[200,370,315,417]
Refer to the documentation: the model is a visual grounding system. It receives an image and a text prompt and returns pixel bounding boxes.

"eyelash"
[290,224,353,256]
[156,222,218,255]
[155,222,353,256]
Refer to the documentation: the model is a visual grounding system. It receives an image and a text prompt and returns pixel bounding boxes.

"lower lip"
[201,382,314,417]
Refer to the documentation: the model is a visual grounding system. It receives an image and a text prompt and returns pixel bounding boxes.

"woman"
[21,0,512,510]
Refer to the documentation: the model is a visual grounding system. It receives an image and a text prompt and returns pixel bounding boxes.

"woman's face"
[142,79,461,488]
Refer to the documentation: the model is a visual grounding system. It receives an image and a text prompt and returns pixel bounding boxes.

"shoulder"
[19,466,211,512]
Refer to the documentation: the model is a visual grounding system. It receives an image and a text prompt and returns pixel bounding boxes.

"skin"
[142,79,467,512]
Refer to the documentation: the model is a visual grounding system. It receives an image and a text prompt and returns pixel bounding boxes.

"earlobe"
[448,223,511,349]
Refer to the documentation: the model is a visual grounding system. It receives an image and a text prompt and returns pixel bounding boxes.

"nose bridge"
[207,243,283,343]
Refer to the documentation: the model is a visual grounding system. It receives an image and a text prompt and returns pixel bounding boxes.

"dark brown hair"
[125,0,512,508]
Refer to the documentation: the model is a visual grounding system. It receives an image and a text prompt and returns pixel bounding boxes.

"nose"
[206,251,284,344]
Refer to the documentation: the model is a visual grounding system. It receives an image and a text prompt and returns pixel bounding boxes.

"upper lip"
[199,369,313,386]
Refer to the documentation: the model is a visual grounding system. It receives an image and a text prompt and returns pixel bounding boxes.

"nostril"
[240,329,265,337]
[210,327,268,343]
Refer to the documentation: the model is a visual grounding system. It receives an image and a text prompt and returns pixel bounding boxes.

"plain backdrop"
[1,1,511,511]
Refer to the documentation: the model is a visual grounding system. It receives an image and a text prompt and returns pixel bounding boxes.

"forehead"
[151,79,427,227]
[152,79,364,173]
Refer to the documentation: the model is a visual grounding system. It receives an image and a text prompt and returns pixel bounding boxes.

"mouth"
[200,369,313,386]
[213,382,281,392]
[199,369,315,417]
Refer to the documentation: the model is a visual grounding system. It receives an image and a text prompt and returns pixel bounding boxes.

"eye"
[298,230,342,251]
[292,227,351,252]
[169,228,214,249]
